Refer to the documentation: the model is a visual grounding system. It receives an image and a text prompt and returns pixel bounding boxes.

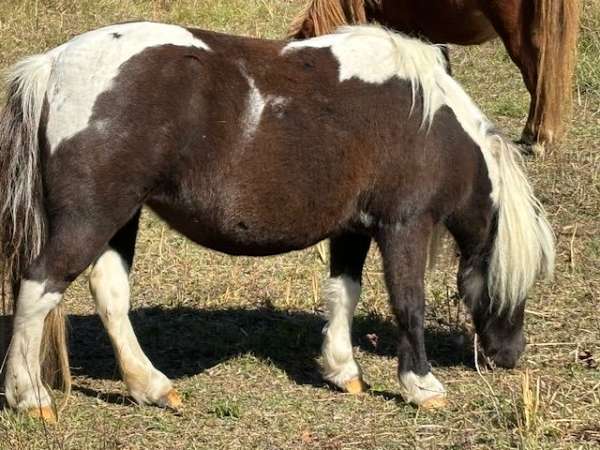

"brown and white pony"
[289,0,581,151]
[0,22,554,421]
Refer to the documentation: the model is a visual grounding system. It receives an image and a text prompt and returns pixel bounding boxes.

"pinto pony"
[0,22,554,421]
[289,0,581,149]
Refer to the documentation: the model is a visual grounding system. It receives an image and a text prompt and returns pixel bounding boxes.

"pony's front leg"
[89,214,180,410]
[321,233,371,394]
[377,219,447,409]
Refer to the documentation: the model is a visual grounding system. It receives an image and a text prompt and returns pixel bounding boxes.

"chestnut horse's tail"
[288,0,373,39]
[0,52,71,394]
[532,0,581,143]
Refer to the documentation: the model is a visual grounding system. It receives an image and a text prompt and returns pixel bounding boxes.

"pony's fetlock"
[399,371,447,408]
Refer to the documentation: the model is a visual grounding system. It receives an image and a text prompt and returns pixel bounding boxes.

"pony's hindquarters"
[0,52,70,418]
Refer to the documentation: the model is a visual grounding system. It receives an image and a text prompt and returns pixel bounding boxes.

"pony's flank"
[486,134,555,314]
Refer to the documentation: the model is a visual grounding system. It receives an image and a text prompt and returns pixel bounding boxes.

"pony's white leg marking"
[321,275,364,391]
[5,280,61,410]
[89,249,175,407]
[399,371,446,407]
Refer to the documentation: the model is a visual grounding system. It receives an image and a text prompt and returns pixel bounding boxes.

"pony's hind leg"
[89,211,180,410]
[377,217,447,408]
[321,233,370,394]
[4,280,63,419]
[5,216,125,418]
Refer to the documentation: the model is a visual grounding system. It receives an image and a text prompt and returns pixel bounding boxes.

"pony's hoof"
[160,389,182,411]
[27,406,57,423]
[344,377,367,394]
[418,395,448,410]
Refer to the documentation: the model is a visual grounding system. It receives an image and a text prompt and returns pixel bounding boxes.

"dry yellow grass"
[0,1,599,449]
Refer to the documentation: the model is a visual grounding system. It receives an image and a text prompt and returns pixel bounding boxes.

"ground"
[0,1,598,449]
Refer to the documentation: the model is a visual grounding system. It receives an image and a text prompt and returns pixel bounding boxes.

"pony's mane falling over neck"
[310,25,556,314]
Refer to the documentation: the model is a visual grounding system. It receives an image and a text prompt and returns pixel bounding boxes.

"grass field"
[0,1,599,449]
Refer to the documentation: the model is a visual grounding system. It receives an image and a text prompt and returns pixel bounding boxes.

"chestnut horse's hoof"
[418,395,448,410]
[27,406,57,423]
[160,389,183,411]
[344,377,367,394]
[515,139,545,158]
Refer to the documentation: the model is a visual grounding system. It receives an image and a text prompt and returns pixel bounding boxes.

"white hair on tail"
[285,25,555,313]
[0,52,56,269]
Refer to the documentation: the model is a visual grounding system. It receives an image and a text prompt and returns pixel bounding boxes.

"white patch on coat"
[240,73,267,143]
[321,275,362,387]
[239,68,290,144]
[90,248,172,405]
[4,280,62,410]
[43,22,210,153]
[399,371,446,405]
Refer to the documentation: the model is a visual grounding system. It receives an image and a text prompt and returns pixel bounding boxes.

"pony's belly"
[146,199,334,257]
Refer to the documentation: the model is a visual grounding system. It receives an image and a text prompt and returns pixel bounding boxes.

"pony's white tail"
[487,134,555,314]
[0,52,71,392]
[0,54,53,271]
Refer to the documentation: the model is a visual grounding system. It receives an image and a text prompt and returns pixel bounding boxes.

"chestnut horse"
[0,22,554,421]
[289,0,581,150]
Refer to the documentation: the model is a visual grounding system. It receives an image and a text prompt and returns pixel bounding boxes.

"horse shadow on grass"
[1,305,473,406]
[69,305,473,402]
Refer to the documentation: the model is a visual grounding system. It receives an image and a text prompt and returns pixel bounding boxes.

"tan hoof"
[161,389,183,410]
[27,406,57,423]
[344,377,367,394]
[418,395,447,410]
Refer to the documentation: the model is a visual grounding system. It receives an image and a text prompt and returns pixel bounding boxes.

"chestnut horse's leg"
[479,0,580,150]
[476,2,540,144]
[89,210,180,410]
[376,217,446,408]
[322,233,371,393]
